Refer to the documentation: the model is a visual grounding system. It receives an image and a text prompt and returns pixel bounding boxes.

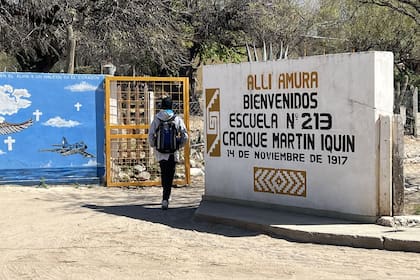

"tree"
[0,0,190,74]
[357,0,419,24]
[354,0,419,90]
[172,0,319,99]
[313,1,418,75]
[66,24,76,73]
[1,0,418,86]
[0,0,70,72]
[165,0,250,100]
[238,0,318,59]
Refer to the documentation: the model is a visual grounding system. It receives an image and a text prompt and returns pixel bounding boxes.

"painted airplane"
[40,137,95,158]
[0,118,33,135]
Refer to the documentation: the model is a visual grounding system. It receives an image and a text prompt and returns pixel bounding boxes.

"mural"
[0,72,105,184]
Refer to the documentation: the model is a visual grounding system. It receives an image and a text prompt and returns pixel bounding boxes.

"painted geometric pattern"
[205,88,221,157]
[254,167,307,197]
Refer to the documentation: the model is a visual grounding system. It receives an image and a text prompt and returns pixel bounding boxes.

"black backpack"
[155,115,179,153]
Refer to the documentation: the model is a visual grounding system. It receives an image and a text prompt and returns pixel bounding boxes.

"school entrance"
[104,76,190,187]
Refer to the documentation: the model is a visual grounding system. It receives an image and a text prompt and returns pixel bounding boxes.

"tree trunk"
[66,24,76,74]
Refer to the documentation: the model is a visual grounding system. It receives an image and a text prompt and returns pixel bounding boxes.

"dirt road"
[0,180,419,280]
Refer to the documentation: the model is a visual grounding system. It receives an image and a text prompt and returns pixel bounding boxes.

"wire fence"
[188,100,205,164]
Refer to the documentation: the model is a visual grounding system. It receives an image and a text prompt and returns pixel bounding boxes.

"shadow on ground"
[83,203,260,238]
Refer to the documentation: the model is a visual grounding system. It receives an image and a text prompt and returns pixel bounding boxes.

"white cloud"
[41,160,52,167]
[43,116,80,127]
[0,84,31,115]
[0,150,6,155]
[83,159,97,167]
[65,81,97,92]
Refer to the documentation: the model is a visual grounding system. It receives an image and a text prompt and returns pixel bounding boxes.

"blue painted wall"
[0,72,105,185]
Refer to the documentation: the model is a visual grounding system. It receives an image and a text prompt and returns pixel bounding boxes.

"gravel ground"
[404,136,420,215]
[0,181,419,280]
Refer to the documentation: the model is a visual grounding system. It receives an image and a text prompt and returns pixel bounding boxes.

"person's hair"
[161,96,173,109]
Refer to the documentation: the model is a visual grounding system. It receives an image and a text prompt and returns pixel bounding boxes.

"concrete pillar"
[400,106,406,127]
[103,63,116,76]
[379,115,392,216]
[392,115,405,215]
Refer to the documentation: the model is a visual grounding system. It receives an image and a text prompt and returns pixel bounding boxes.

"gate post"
[148,89,155,167]
[379,115,392,216]
[392,115,405,215]
[413,87,419,137]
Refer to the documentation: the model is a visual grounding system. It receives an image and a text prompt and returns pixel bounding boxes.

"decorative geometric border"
[205,88,221,157]
[254,166,307,197]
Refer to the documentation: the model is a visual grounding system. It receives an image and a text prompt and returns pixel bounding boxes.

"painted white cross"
[33,109,43,121]
[4,136,15,151]
[74,102,82,111]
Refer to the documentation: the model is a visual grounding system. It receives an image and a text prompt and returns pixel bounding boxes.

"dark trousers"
[159,155,176,201]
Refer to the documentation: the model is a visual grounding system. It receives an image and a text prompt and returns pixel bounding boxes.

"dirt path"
[0,181,419,280]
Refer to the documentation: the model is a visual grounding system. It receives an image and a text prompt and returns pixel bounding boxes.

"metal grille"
[105,76,190,187]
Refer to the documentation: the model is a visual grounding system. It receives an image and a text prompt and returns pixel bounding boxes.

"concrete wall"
[0,72,105,184]
[203,52,394,221]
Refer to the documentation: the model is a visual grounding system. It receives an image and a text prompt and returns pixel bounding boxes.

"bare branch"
[358,0,419,24]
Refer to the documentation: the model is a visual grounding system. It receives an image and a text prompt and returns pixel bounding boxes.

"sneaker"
[161,200,169,210]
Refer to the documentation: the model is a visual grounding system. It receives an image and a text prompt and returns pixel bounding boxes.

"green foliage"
[38,177,48,188]
[344,2,418,56]
[75,66,98,74]
[416,205,420,215]
[0,52,20,72]
[200,43,245,64]
[238,0,315,58]
[313,0,419,74]
[395,68,420,92]
[356,0,419,25]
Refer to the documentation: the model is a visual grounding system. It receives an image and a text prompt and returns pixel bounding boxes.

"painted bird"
[0,117,33,135]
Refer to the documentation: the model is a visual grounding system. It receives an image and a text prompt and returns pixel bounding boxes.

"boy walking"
[148,96,188,210]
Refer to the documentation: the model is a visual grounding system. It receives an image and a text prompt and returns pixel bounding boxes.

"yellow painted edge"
[107,181,160,187]
[107,179,188,187]
[109,124,149,129]
[109,134,148,139]
[183,77,191,186]
[105,77,111,187]
[106,76,187,82]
